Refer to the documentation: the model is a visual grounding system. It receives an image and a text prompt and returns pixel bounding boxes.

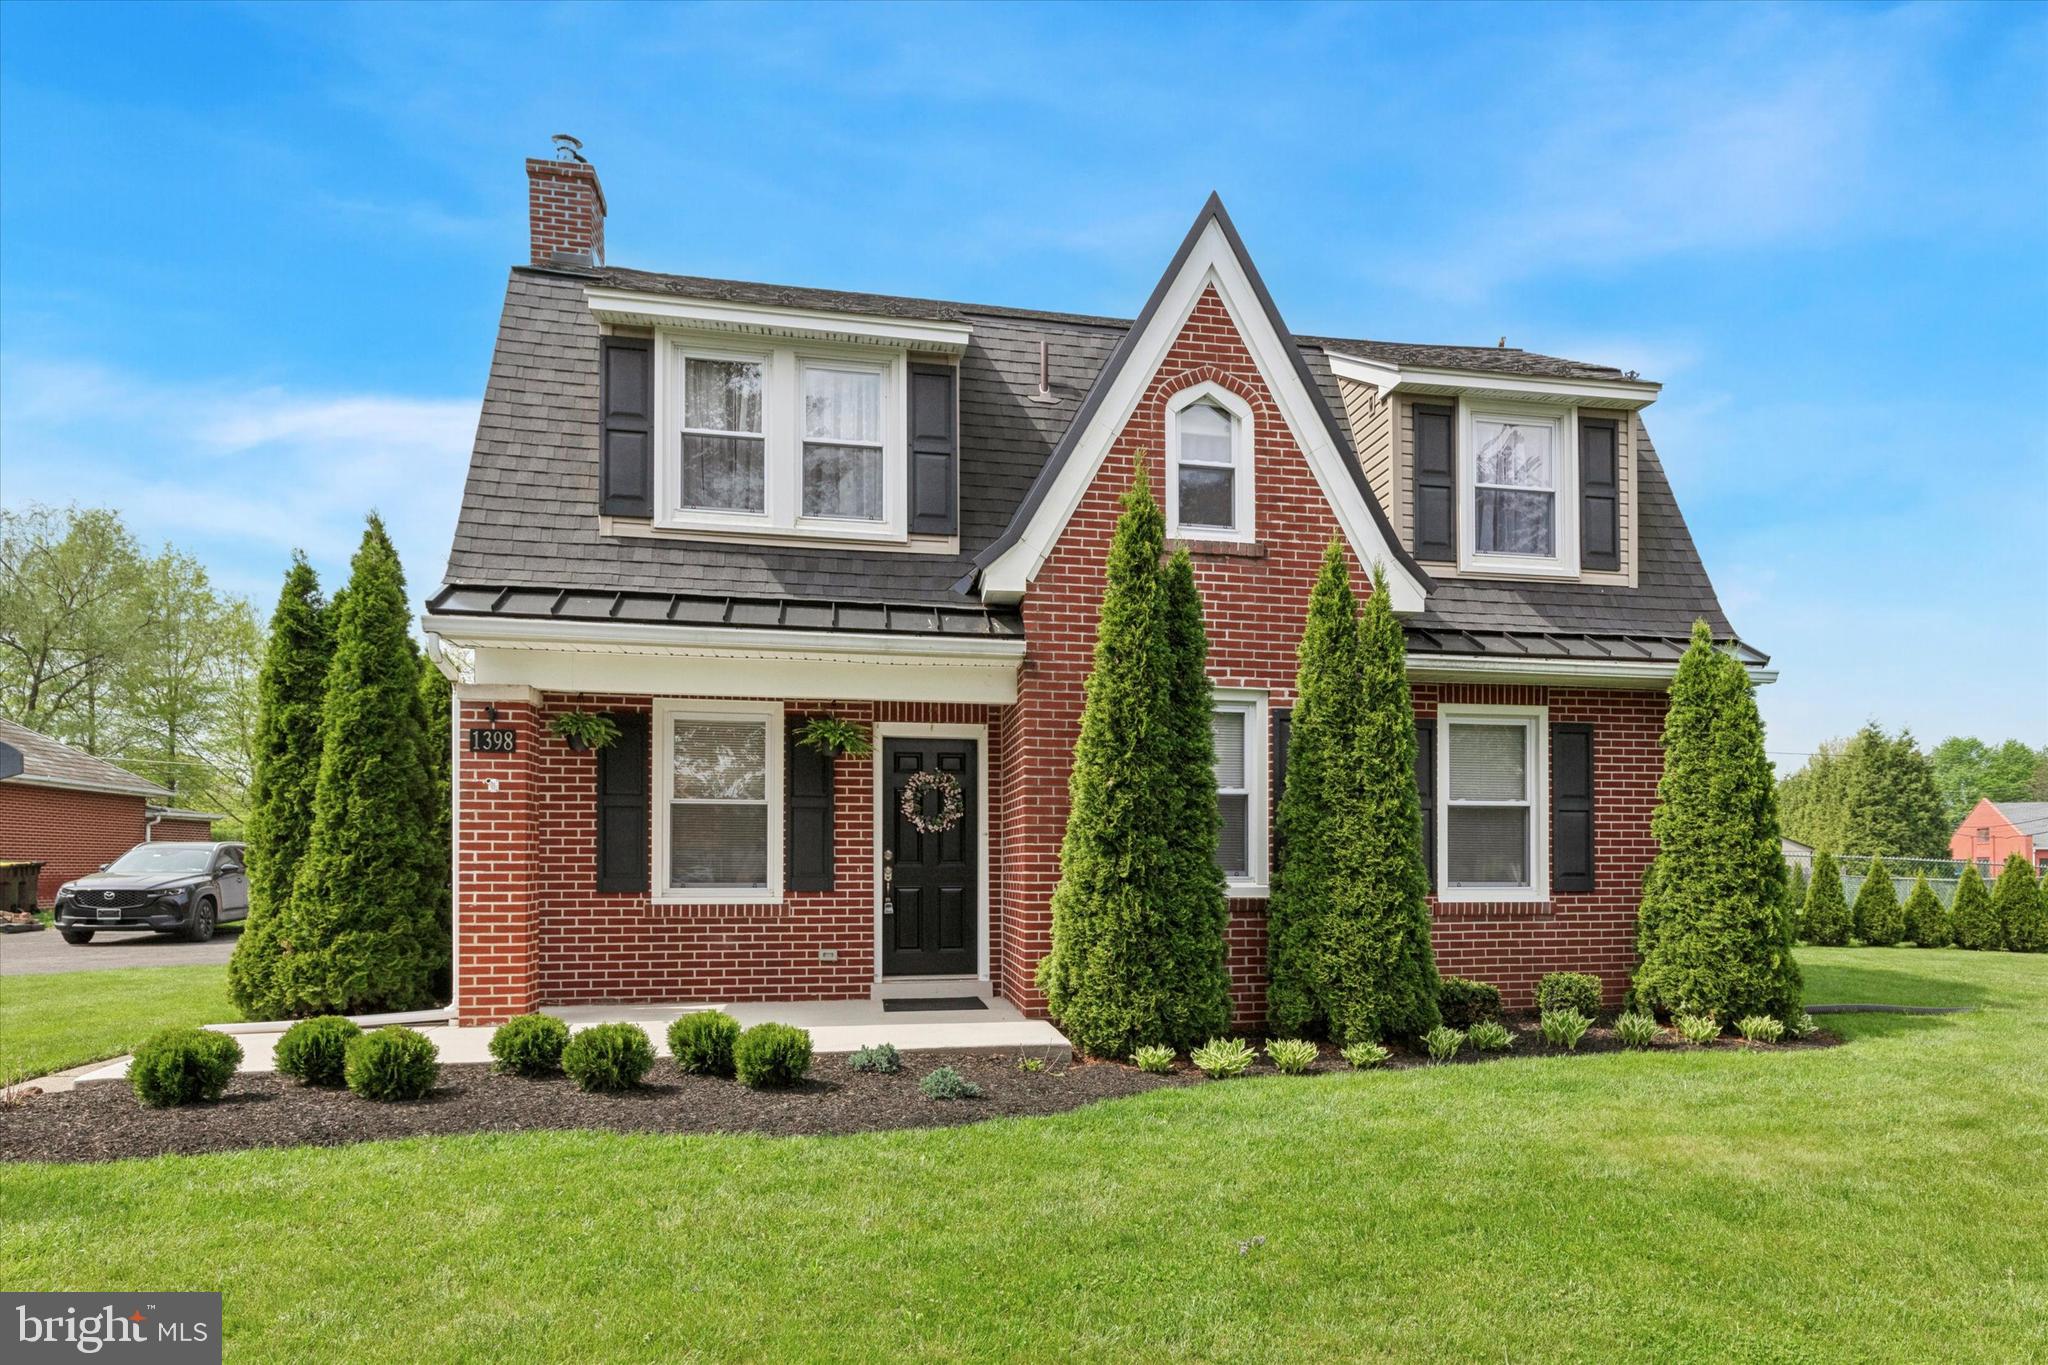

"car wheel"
[185,898,217,943]
[60,927,95,945]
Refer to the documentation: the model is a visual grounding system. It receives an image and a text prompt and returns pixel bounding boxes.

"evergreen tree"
[1801,850,1851,946]
[1267,546,1439,1043]
[1037,467,1225,1056]
[1633,621,1802,1024]
[1991,853,2045,953]
[416,654,455,998]
[1901,874,1948,948]
[275,516,441,1015]
[1949,863,1998,951]
[1784,860,1809,920]
[228,554,331,1018]
[1778,726,1949,858]
[1851,856,1905,946]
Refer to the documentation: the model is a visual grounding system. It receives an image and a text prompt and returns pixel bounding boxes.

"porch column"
[455,691,542,1024]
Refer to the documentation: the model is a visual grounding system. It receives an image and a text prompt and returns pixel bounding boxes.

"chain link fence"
[1785,852,1982,908]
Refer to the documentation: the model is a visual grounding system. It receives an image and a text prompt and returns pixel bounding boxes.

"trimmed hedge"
[130,1027,243,1108]
[560,1023,655,1093]
[1535,972,1602,1019]
[489,1013,570,1076]
[668,1011,741,1077]
[1436,977,1503,1030]
[734,1022,813,1088]
[344,1025,438,1101]
[274,1015,361,1086]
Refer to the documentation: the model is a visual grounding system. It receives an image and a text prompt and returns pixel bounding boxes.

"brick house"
[425,151,1771,1028]
[1950,798,2048,874]
[0,718,219,904]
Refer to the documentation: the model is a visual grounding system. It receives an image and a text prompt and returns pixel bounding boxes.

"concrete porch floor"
[64,993,1068,1089]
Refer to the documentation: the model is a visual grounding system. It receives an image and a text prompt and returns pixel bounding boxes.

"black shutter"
[1271,708,1293,811]
[595,712,649,894]
[1580,418,1620,571]
[1416,718,1437,891]
[1412,403,1456,561]
[786,718,836,892]
[1551,723,1595,893]
[908,364,957,536]
[599,336,654,518]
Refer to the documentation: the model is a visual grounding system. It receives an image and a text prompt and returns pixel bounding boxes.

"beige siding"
[1339,376,1396,526]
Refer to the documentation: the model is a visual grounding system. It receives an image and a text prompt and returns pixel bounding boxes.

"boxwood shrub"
[1436,976,1503,1029]
[733,1022,813,1088]
[274,1015,361,1086]
[668,1011,742,1077]
[130,1027,243,1108]
[560,1022,656,1093]
[489,1013,570,1077]
[1536,972,1603,1019]
[344,1026,439,1101]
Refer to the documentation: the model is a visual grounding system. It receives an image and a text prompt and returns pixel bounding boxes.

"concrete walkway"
[65,995,1069,1088]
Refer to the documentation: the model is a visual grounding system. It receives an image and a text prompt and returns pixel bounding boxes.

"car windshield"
[105,845,215,875]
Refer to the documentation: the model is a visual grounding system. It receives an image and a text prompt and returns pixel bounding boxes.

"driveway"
[0,923,242,975]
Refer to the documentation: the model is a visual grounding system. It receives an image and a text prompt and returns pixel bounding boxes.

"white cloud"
[0,355,475,612]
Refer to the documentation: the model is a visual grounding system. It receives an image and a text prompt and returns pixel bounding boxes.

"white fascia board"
[5,773,168,800]
[1325,352,1661,411]
[585,287,971,354]
[980,221,1426,613]
[1406,653,1777,687]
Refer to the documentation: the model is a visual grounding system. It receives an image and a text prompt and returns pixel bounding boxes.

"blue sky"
[2,1,2042,759]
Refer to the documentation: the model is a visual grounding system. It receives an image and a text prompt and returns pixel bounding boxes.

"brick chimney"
[526,145,606,268]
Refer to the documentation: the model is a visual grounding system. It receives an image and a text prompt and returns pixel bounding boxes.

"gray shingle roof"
[0,718,170,799]
[1988,801,2048,840]
[1297,333,1635,382]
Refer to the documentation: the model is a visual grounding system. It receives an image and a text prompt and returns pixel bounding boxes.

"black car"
[52,841,250,944]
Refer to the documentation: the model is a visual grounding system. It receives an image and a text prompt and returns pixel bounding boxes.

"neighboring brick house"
[1950,798,2048,875]
[425,150,1772,1027]
[0,718,220,904]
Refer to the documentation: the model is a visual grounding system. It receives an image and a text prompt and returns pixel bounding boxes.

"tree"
[1851,856,1904,946]
[112,549,255,817]
[1036,467,1228,1057]
[1777,742,1849,854]
[1784,860,1809,919]
[1267,546,1439,1044]
[275,516,442,1015]
[1949,863,1999,951]
[1633,621,1802,1025]
[228,555,332,1018]
[1931,736,2047,827]
[1901,874,1948,948]
[1801,850,1851,946]
[1991,854,2045,953]
[1778,725,1949,859]
[0,505,146,743]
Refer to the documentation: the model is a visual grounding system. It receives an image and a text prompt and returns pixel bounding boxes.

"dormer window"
[800,361,885,522]
[1166,383,1254,541]
[680,355,766,514]
[1460,402,1578,577]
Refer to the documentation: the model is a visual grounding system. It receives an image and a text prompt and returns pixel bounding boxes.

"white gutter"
[5,773,171,801]
[1407,653,1776,687]
[421,612,1027,662]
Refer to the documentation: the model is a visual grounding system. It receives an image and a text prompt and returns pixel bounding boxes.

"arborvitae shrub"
[1535,972,1602,1018]
[1852,857,1905,946]
[560,1023,655,1093]
[1901,875,1949,948]
[343,1026,438,1101]
[1991,854,2045,952]
[1950,864,1999,951]
[733,1023,813,1088]
[130,1028,243,1108]
[667,1011,741,1077]
[274,1015,360,1086]
[1802,851,1851,946]
[489,1014,570,1077]
[1436,977,1503,1029]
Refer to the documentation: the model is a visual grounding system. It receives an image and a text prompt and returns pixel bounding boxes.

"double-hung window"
[1438,706,1546,901]
[679,354,767,514]
[1167,384,1253,540]
[801,361,885,522]
[658,701,782,902]
[1210,691,1268,892]
[1460,403,1577,576]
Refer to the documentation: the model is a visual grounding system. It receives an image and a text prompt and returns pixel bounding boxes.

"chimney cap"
[551,133,587,164]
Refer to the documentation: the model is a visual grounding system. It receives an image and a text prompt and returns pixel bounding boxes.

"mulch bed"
[0,1020,1840,1165]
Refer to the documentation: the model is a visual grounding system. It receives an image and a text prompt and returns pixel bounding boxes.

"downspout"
[426,631,463,1019]
[143,806,163,843]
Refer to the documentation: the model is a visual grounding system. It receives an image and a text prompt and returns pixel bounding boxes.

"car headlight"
[54,886,74,903]
[162,886,191,903]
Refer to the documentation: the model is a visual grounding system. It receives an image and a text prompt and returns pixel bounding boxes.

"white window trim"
[1436,703,1549,904]
[1458,399,1579,578]
[652,697,783,905]
[1165,381,1256,542]
[1213,688,1269,896]
[652,332,908,543]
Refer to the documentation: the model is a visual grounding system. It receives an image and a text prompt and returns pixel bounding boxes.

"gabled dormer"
[1323,352,1660,586]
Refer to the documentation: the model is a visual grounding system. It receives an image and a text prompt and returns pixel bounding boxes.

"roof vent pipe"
[1029,338,1059,404]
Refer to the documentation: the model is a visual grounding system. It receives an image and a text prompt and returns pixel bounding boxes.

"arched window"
[1167,385,1253,538]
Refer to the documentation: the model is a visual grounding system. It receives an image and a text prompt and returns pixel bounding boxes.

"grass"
[0,965,235,1080]
[3,948,2045,1361]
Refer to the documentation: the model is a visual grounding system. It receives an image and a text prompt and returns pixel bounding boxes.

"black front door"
[883,738,977,976]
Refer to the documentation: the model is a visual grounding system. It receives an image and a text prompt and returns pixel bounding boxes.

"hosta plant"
[1540,1009,1591,1051]
[1466,1020,1514,1052]
[1614,1011,1661,1050]
[1676,1013,1721,1046]
[1131,1045,1177,1075]
[1785,1012,1819,1041]
[1190,1036,1256,1079]
[1737,1014,1786,1045]
[1340,1041,1391,1070]
[1265,1039,1319,1074]
[1423,1026,1465,1064]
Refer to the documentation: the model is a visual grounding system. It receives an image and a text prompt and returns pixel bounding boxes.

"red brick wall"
[0,785,149,903]
[151,817,215,843]
[526,157,605,266]
[456,695,1003,1024]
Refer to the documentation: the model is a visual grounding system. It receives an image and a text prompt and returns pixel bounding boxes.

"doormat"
[882,996,989,1013]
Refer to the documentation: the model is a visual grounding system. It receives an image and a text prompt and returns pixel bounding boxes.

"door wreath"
[899,770,965,835]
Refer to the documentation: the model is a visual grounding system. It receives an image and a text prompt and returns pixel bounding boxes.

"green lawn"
[0,965,235,1080]
[3,949,2044,1362]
